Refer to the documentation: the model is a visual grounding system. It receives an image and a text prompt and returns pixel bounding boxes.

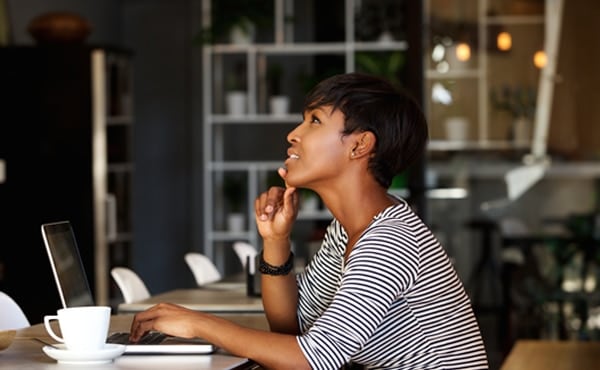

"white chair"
[184,252,222,286]
[233,241,258,271]
[0,291,30,330]
[110,267,151,303]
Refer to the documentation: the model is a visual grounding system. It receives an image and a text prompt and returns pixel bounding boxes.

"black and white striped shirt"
[296,200,489,369]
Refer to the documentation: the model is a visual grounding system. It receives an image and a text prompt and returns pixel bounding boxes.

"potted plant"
[299,189,319,212]
[490,84,536,143]
[223,173,246,232]
[195,0,273,45]
[355,50,405,88]
[225,62,247,116]
[267,63,289,116]
[432,80,470,142]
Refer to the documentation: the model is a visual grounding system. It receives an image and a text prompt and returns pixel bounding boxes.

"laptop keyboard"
[107,331,168,345]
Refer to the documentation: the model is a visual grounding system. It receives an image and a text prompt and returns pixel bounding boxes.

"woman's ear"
[351,131,376,158]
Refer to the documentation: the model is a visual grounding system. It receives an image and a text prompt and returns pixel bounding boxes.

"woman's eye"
[310,115,321,124]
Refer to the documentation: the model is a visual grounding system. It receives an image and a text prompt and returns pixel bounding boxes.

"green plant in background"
[390,173,408,189]
[267,63,284,96]
[225,62,247,91]
[222,173,246,212]
[299,188,320,211]
[490,84,536,120]
[194,0,273,45]
[265,171,284,188]
[355,0,407,42]
[355,51,405,88]
[296,66,346,95]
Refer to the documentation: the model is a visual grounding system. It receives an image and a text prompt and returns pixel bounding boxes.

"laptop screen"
[40,221,220,355]
[41,221,95,308]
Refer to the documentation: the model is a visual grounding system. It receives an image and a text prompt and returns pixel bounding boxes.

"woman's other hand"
[254,167,298,242]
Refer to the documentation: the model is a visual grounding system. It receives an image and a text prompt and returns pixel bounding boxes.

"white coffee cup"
[44,306,111,351]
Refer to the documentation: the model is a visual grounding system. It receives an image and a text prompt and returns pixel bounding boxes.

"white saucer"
[42,343,126,364]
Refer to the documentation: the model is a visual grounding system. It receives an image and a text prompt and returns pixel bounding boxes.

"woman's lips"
[284,153,298,167]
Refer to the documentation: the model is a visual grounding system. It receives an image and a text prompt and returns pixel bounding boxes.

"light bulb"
[534,50,547,68]
[497,31,512,51]
[455,42,471,62]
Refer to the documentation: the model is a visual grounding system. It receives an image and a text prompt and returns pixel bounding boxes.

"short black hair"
[303,72,428,188]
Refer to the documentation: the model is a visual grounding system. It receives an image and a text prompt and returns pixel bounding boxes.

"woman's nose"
[287,123,302,143]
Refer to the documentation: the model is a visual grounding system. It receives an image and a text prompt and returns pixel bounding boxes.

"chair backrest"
[110,267,151,303]
[184,253,222,286]
[0,291,31,330]
[233,241,258,270]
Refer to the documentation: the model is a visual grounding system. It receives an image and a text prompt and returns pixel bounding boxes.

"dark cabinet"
[0,46,134,323]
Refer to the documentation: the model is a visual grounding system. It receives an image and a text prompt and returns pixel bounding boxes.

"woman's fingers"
[129,303,172,341]
[277,166,288,182]
[283,186,298,217]
[255,186,285,221]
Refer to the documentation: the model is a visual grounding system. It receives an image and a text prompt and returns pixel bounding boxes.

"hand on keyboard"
[107,331,168,345]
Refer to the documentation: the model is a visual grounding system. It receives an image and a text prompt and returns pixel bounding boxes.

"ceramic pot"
[513,116,531,144]
[445,117,469,141]
[227,213,245,232]
[28,12,91,44]
[269,95,290,116]
[226,91,247,116]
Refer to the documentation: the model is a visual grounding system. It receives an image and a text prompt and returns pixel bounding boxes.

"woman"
[130,73,489,369]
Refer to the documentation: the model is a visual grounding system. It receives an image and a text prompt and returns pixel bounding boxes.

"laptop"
[41,220,216,355]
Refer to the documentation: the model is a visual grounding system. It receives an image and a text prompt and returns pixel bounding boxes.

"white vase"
[301,195,319,212]
[269,95,290,116]
[513,116,531,144]
[444,116,469,142]
[226,91,247,116]
[229,21,255,45]
[227,213,245,233]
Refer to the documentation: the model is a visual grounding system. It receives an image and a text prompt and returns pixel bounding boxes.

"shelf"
[209,230,255,241]
[202,0,413,269]
[108,163,134,173]
[425,69,482,79]
[428,140,530,151]
[486,15,544,25]
[297,210,332,221]
[0,47,134,313]
[209,41,409,55]
[207,161,282,171]
[429,161,600,179]
[211,113,300,124]
[424,0,545,146]
[107,115,133,125]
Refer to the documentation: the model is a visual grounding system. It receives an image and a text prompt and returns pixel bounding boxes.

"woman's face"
[284,105,355,189]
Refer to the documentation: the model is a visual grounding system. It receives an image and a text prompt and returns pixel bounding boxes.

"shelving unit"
[423,0,545,151]
[0,46,134,319]
[201,0,411,271]
[96,50,135,307]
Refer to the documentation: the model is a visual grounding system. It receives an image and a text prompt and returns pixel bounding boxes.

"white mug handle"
[43,315,65,343]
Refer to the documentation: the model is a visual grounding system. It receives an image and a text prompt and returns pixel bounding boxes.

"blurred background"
[1,1,599,368]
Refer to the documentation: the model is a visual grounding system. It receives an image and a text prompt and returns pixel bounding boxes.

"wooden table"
[118,285,264,314]
[0,314,268,369]
[501,340,600,370]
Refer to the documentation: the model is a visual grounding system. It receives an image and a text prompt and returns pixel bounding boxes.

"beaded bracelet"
[258,250,294,276]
